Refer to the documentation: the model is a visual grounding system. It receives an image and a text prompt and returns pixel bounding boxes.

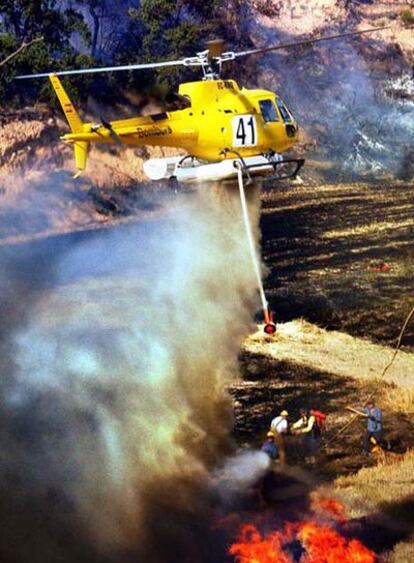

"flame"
[228,499,376,563]
[229,522,376,563]
[229,524,291,563]
[311,496,347,524]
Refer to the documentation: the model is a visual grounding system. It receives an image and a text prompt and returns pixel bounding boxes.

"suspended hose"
[235,161,275,332]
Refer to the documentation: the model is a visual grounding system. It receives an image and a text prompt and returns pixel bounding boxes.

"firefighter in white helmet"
[269,410,289,465]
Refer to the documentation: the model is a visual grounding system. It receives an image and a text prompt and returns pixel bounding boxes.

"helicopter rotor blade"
[14,26,390,81]
[100,118,123,144]
[15,59,187,79]
[231,26,390,59]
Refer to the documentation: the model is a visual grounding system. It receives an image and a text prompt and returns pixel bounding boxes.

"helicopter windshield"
[259,99,279,123]
[276,98,293,123]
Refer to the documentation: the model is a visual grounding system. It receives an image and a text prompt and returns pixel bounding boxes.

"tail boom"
[49,73,89,176]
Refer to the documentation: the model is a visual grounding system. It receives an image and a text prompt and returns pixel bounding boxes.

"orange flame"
[229,522,376,563]
[311,496,347,524]
[228,499,376,563]
[229,524,291,563]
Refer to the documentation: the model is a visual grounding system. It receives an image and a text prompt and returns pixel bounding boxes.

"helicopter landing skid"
[236,155,305,185]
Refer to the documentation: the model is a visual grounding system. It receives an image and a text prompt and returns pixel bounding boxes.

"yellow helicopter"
[17,27,387,184]
[16,26,387,334]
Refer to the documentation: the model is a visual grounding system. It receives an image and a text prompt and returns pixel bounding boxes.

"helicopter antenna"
[16,26,389,81]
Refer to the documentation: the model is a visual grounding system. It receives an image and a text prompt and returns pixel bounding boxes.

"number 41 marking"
[232,115,257,147]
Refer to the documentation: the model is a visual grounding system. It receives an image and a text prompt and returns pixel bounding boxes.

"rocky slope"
[245,1,414,177]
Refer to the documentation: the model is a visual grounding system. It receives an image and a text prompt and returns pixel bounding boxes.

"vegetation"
[0,0,222,106]
[333,451,414,561]
[0,0,91,104]
[400,9,414,27]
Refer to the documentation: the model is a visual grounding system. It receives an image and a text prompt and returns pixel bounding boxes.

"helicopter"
[16,25,388,334]
[17,27,387,184]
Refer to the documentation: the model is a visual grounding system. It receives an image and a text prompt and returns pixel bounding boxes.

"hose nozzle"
[263,308,276,335]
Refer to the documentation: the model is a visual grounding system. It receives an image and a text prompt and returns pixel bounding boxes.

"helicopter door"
[258,98,285,147]
[232,115,257,147]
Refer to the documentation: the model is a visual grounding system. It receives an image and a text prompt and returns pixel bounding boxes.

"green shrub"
[401,9,414,27]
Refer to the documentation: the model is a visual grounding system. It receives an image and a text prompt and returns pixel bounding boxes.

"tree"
[126,0,222,94]
[140,0,221,59]
[0,1,89,49]
[73,1,135,59]
[0,36,43,67]
[74,0,110,58]
[0,1,90,105]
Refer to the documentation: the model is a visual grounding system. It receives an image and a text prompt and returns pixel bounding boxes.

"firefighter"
[348,399,383,454]
[270,410,289,465]
[291,408,321,463]
[261,431,278,461]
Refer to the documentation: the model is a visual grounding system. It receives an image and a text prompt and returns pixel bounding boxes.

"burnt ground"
[231,179,414,479]
[260,181,414,350]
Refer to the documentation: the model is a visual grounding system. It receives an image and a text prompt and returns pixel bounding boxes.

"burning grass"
[227,491,379,562]
[229,521,376,563]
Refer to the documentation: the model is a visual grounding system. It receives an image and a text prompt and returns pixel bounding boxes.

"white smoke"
[211,449,270,503]
[0,185,262,561]
[248,24,414,178]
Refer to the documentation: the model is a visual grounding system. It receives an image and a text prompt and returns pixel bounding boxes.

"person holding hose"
[347,399,383,454]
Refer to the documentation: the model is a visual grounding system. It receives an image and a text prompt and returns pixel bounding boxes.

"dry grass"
[383,386,414,415]
[386,540,414,563]
[244,319,414,389]
[326,449,413,516]
[332,451,414,561]
[0,118,47,156]
[322,217,414,239]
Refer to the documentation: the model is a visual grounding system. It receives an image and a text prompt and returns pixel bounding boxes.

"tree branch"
[0,36,44,68]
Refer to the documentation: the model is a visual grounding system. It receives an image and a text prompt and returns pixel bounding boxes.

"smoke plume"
[247,21,414,179]
[0,186,262,562]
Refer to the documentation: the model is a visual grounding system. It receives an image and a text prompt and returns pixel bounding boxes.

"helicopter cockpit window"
[276,98,292,123]
[259,99,279,123]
